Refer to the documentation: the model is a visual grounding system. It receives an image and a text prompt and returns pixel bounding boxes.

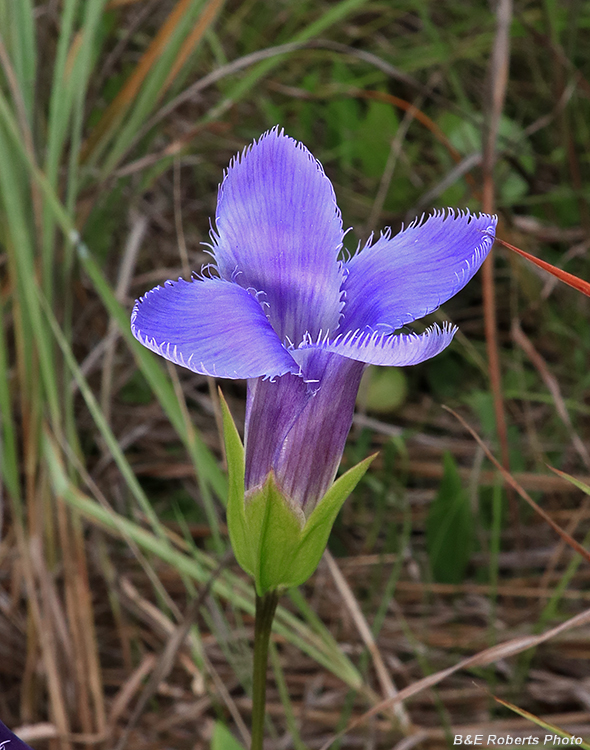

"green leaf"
[438,111,534,205]
[211,722,246,750]
[355,99,399,178]
[426,452,473,584]
[548,467,590,496]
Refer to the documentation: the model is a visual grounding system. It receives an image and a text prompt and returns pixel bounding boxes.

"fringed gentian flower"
[132,128,496,594]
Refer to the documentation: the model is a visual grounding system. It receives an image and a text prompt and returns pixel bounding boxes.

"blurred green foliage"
[426,452,474,584]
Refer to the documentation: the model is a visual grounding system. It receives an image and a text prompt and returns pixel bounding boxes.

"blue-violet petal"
[339,210,496,334]
[212,128,344,345]
[131,277,299,379]
[300,323,457,367]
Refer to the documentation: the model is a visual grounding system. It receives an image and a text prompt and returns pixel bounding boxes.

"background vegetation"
[1,0,590,747]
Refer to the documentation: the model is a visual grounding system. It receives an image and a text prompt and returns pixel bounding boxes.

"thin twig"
[320,606,590,750]
[324,551,413,734]
[118,39,450,173]
[367,95,423,233]
[115,552,233,750]
[512,320,590,470]
[173,156,190,278]
[442,406,590,565]
[481,0,519,536]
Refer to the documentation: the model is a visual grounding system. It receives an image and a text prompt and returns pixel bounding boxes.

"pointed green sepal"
[293,453,376,586]
[220,389,376,595]
[219,389,254,578]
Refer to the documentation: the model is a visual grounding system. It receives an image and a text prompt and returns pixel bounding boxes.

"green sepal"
[245,473,306,594]
[294,452,376,585]
[219,389,254,578]
[220,389,376,595]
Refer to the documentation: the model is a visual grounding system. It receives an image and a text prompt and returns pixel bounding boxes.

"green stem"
[251,590,280,750]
